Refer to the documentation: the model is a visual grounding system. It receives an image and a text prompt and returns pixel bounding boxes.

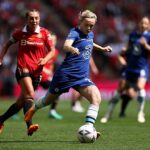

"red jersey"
[42,49,59,81]
[11,25,53,76]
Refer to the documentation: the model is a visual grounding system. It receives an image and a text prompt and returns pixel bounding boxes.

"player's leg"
[11,113,20,121]
[136,77,147,123]
[119,71,137,119]
[78,85,101,139]
[40,81,63,120]
[24,92,60,122]
[100,90,121,123]
[25,72,69,122]
[119,87,135,117]
[49,100,63,120]
[0,95,23,134]
[119,94,130,117]
[23,97,39,136]
[71,89,85,113]
[100,78,126,123]
[19,76,40,135]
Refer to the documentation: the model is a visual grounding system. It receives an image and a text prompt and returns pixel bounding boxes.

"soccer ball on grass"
[77,124,97,143]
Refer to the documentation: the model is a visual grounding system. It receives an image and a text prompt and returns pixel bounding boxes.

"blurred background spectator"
[0,0,150,98]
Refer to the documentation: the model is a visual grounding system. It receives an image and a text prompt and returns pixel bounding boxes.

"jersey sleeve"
[9,30,20,43]
[66,29,78,41]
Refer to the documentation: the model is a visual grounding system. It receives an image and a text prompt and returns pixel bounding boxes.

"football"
[77,124,97,143]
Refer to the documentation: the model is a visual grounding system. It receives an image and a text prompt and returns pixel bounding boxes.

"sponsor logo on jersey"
[82,44,92,59]
[20,40,43,46]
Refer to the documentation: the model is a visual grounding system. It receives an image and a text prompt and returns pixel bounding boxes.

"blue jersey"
[126,31,150,72]
[49,28,94,94]
[125,31,150,81]
[61,27,94,78]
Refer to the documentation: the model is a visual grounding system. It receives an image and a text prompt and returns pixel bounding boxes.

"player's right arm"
[63,39,80,55]
[63,29,80,55]
[0,40,14,65]
[118,46,128,66]
[0,29,19,65]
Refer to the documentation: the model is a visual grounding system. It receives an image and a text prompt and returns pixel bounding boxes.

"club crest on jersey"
[21,40,26,46]
[133,45,142,55]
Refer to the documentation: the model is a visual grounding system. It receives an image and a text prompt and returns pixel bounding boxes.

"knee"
[126,88,136,99]
[138,89,146,97]
[16,101,24,108]
[25,91,35,99]
[91,92,101,106]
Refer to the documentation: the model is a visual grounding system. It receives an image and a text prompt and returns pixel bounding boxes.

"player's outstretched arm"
[0,40,13,65]
[93,43,112,53]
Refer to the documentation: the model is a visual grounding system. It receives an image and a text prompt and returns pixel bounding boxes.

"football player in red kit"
[0,9,55,135]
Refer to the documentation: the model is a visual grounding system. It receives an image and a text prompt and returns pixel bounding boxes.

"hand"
[0,59,3,70]
[0,58,3,66]
[139,37,147,46]
[103,46,112,53]
[71,48,80,55]
[38,58,47,65]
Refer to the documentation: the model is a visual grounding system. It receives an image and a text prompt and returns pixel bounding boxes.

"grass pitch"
[0,98,150,150]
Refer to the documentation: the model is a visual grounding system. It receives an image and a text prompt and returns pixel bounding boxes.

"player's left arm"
[38,32,55,66]
[90,57,99,75]
[93,43,112,53]
[39,46,55,66]
[139,37,150,51]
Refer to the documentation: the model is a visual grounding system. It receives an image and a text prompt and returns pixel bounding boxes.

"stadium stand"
[0,0,150,98]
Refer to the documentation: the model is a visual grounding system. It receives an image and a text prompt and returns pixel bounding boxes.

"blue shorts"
[48,74,94,94]
[124,69,148,83]
[120,66,126,79]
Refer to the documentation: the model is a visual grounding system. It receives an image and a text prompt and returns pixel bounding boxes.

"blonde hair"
[78,10,97,22]
[25,9,40,18]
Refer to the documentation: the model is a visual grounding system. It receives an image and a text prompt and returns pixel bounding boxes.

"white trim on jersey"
[22,25,40,33]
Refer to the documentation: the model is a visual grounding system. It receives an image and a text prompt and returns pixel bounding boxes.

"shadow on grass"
[0,140,79,144]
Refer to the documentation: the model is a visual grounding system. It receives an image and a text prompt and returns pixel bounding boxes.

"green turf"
[0,99,150,150]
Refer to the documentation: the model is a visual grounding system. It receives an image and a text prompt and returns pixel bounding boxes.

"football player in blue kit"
[100,47,127,123]
[100,16,150,123]
[24,9,112,138]
[119,16,150,123]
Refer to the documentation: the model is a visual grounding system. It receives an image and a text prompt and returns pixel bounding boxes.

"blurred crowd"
[0,0,150,97]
